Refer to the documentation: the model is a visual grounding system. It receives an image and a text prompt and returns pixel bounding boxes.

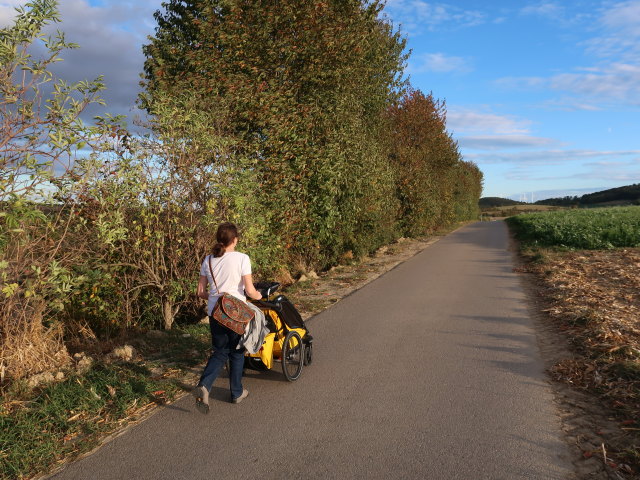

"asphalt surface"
[50,221,573,480]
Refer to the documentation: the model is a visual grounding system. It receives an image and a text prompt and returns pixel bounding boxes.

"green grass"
[0,363,171,479]
[0,324,211,480]
[506,206,640,249]
[137,324,210,366]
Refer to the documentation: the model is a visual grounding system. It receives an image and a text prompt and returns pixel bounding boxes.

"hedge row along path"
[48,222,572,479]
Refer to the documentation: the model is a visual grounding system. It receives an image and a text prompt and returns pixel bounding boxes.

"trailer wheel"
[304,341,313,366]
[282,331,303,381]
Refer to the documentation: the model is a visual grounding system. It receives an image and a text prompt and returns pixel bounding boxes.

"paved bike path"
[50,221,572,479]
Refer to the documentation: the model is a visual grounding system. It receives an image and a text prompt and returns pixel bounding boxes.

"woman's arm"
[242,274,262,300]
[197,275,209,300]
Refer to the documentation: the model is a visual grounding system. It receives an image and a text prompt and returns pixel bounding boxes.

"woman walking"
[193,222,263,413]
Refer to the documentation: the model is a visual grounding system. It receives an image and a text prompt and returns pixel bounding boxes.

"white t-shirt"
[200,251,252,315]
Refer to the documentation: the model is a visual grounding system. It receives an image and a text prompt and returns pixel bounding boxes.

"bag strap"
[207,255,221,294]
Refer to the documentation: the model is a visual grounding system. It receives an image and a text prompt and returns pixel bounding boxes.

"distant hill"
[535,183,640,207]
[479,197,524,208]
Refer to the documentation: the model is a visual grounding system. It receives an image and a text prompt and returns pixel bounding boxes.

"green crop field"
[506,206,640,249]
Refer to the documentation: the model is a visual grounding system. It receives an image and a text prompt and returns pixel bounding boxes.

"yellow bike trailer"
[246,282,313,381]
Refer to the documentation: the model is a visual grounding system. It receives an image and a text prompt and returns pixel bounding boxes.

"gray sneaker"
[232,389,249,404]
[192,385,209,414]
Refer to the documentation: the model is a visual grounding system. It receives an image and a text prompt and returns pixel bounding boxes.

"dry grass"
[523,248,640,474]
[0,299,71,384]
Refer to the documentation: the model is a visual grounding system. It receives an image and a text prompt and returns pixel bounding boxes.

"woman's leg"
[224,323,245,399]
[228,348,245,399]
[198,322,231,391]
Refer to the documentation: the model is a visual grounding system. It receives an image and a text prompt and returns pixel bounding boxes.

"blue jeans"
[198,320,245,399]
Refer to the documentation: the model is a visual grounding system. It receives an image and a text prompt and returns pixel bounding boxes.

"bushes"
[0,0,120,382]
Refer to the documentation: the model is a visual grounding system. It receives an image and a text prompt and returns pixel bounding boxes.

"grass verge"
[0,325,211,480]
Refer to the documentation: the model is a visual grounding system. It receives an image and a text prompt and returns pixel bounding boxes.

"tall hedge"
[387,89,481,236]
[142,0,408,270]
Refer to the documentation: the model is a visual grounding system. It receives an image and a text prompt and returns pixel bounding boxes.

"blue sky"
[1,0,638,200]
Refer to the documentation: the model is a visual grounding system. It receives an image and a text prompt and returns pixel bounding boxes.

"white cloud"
[506,187,607,202]
[601,1,640,31]
[483,149,639,199]
[584,160,638,167]
[497,1,640,108]
[519,1,592,26]
[495,76,541,90]
[459,135,558,150]
[575,159,640,182]
[408,52,472,74]
[567,170,640,182]
[586,1,640,62]
[509,169,640,183]
[520,2,563,18]
[541,98,603,111]
[499,62,640,105]
[551,63,640,101]
[51,0,157,113]
[382,0,485,34]
[450,108,565,153]
[0,1,24,27]
[2,1,160,119]
[447,108,532,135]
[467,149,640,165]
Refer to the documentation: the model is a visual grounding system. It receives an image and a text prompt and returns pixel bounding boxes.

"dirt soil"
[517,247,640,479]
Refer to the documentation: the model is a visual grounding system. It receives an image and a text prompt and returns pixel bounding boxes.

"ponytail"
[212,242,226,258]
[212,222,238,258]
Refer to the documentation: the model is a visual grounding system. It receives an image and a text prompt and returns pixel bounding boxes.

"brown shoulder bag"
[208,255,254,335]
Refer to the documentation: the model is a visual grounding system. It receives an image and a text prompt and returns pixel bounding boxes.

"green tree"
[142,0,407,272]
[453,160,483,221]
[388,90,463,235]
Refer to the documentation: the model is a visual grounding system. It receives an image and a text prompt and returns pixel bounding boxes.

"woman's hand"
[242,274,262,300]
